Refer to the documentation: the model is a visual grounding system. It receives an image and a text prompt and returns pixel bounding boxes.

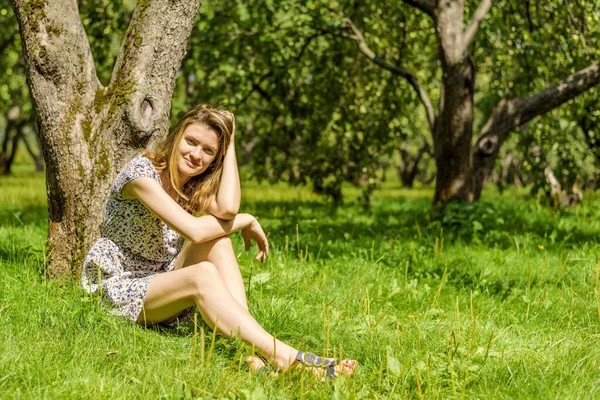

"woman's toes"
[340,359,358,375]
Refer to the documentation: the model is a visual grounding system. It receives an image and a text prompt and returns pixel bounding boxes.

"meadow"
[2,163,600,399]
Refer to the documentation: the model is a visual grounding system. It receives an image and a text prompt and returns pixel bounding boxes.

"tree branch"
[341,18,436,132]
[110,0,202,143]
[10,0,99,193]
[462,0,492,52]
[476,61,600,148]
[470,60,600,190]
[11,0,99,118]
[402,0,436,18]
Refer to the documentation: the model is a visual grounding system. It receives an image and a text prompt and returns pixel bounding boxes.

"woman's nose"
[190,146,202,159]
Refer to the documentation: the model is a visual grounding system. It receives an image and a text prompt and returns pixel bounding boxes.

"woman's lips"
[185,158,201,168]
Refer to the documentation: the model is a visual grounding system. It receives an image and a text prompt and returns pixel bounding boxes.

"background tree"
[0,0,42,173]
[172,0,600,206]
[336,0,600,205]
[11,0,201,278]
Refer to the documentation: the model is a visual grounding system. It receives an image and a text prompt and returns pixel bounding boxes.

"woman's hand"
[242,217,269,263]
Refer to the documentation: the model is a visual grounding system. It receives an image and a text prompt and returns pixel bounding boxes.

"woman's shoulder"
[123,153,155,169]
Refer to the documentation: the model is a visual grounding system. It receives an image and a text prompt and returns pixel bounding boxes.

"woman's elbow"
[214,206,239,221]
[188,232,208,244]
[217,212,237,221]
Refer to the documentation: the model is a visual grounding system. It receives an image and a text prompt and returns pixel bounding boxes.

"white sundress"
[81,154,185,321]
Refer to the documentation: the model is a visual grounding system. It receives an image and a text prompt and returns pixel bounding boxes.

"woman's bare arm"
[122,177,263,255]
[208,130,240,220]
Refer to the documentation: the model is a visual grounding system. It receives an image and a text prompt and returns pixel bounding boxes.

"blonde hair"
[145,104,234,215]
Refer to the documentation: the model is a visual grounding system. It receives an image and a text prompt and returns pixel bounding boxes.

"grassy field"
[2,165,600,399]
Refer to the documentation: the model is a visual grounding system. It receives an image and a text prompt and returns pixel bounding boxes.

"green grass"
[2,168,600,398]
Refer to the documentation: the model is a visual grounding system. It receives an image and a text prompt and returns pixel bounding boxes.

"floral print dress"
[81,155,185,322]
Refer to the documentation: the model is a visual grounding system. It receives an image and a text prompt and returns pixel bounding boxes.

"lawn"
[2,165,600,399]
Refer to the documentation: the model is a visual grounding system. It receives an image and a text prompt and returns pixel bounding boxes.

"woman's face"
[176,123,220,184]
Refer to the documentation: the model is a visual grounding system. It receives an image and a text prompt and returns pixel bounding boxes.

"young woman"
[82,104,357,378]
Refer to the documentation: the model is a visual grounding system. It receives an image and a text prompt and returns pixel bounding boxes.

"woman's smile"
[185,157,201,169]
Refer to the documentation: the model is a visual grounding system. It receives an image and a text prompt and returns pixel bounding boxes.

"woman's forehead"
[184,123,219,145]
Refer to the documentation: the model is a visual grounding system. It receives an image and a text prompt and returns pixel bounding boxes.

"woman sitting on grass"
[81,104,357,379]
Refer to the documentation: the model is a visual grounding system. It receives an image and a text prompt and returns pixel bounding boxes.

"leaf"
[387,355,401,377]
[559,118,569,130]
[250,272,271,288]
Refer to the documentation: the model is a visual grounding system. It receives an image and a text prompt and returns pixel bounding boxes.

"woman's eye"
[186,139,195,145]
[205,149,214,156]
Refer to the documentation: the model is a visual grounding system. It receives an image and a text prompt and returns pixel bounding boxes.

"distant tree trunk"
[544,166,583,207]
[4,121,25,174]
[432,55,475,203]
[11,0,202,279]
[22,128,45,172]
[580,107,600,163]
[0,120,14,174]
[398,141,430,187]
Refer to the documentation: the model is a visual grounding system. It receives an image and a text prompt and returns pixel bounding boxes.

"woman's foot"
[246,352,358,380]
[293,351,358,380]
[245,355,279,377]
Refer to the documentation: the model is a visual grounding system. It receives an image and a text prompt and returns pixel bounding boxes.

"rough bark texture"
[11,0,201,279]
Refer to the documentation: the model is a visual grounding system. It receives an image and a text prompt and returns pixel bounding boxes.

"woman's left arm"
[208,131,240,220]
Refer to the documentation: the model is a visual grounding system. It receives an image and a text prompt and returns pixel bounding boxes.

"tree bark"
[11,0,201,279]
[431,0,477,204]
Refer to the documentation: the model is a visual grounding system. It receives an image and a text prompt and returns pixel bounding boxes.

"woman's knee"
[189,261,222,293]
[209,235,233,251]
[187,235,233,256]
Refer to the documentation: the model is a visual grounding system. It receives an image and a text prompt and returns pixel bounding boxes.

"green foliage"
[432,201,506,243]
[4,167,600,397]
[78,0,133,85]
[172,0,435,202]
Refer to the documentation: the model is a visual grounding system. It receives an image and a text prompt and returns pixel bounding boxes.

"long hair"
[145,104,234,215]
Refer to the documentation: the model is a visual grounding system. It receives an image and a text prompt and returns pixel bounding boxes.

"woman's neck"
[161,170,181,201]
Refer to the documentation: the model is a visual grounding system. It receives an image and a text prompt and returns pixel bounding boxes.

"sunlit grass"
[2,169,600,398]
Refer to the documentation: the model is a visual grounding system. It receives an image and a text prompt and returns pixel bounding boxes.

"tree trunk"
[0,119,14,174]
[398,141,430,187]
[11,0,202,279]
[433,57,475,203]
[4,122,24,174]
[432,0,476,204]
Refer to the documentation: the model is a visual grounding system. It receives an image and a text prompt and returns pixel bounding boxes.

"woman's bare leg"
[140,241,357,374]
[138,261,298,368]
[174,236,248,310]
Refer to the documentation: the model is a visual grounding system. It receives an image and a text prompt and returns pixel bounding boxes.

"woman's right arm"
[122,177,259,245]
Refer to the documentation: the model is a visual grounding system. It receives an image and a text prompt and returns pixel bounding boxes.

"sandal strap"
[295,351,339,368]
[295,351,340,379]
